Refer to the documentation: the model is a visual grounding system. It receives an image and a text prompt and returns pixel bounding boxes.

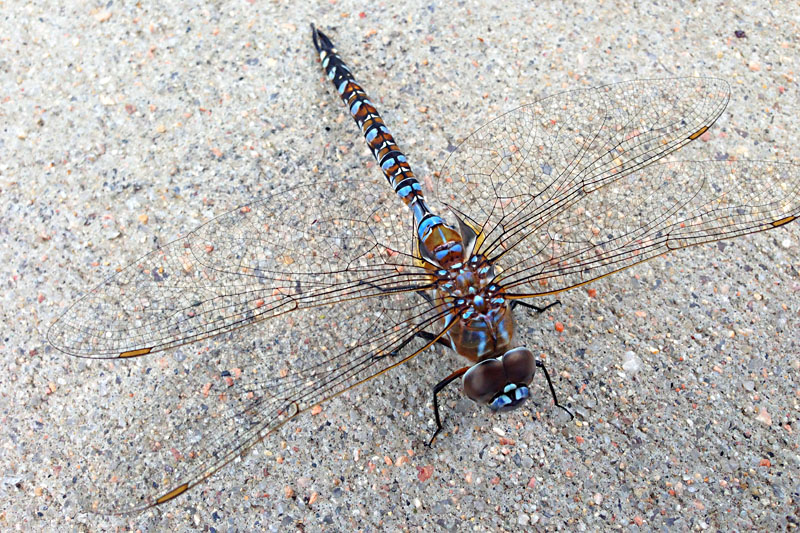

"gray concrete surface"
[1,1,798,530]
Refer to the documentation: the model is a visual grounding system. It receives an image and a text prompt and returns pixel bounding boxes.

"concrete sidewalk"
[1,1,798,530]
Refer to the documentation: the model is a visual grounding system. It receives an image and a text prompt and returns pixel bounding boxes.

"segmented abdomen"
[312,28,425,212]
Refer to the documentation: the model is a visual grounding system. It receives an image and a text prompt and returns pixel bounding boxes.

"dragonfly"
[47,25,800,514]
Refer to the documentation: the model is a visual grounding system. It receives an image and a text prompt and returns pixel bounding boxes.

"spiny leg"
[426,366,469,447]
[364,275,461,441]
[413,329,454,350]
[512,299,561,314]
[378,328,451,361]
[388,290,452,353]
[536,359,574,420]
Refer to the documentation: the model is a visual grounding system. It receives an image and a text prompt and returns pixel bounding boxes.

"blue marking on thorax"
[476,334,488,361]
[337,80,348,94]
[327,69,335,80]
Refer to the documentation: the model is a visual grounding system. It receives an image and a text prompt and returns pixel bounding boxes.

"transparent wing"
[47,177,456,513]
[48,178,433,358]
[494,160,799,295]
[433,77,730,261]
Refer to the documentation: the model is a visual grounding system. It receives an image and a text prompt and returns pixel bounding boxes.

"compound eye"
[463,358,505,404]
[501,347,536,386]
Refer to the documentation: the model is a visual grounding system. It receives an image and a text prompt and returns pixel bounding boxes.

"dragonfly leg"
[383,329,452,360]
[414,329,453,350]
[512,299,561,314]
[536,359,574,420]
[427,366,470,447]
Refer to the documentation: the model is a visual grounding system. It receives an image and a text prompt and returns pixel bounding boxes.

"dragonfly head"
[463,347,536,411]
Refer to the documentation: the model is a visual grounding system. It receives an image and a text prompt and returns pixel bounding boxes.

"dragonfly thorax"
[435,254,497,298]
[433,257,535,410]
[434,255,513,362]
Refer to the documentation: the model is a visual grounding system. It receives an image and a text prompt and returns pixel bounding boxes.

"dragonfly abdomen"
[312,27,425,213]
[312,25,467,269]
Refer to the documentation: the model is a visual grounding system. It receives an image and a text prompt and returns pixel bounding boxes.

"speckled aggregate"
[1,1,798,531]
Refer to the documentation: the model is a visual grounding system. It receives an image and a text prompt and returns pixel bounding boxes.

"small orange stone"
[417,465,434,482]
[555,322,565,333]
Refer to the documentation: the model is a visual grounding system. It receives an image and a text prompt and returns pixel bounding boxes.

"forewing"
[495,160,799,295]
[49,177,452,513]
[433,78,730,258]
[48,178,432,358]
